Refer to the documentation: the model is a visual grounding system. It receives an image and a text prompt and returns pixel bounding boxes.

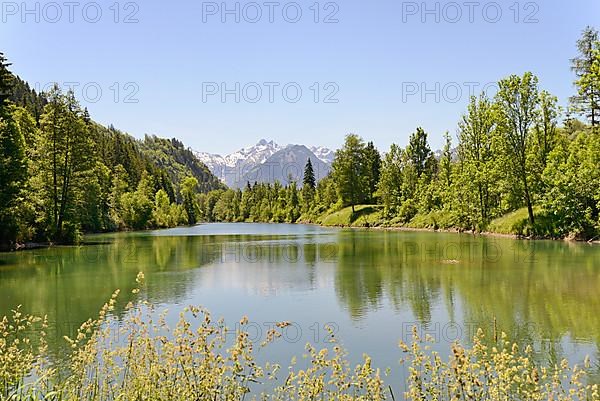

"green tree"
[286,182,300,222]
[0,52,12,104]
[153,189,172,228]
[303,158,316,189]
[0,107,27,248]
[535,91,561,167]
[406,127,433,179]
[181,176,199,225]
[79,162,112,232]
[439,132,452,188]
[496,72,540,226]
[377,144,404,217]
[108,164,130,229]
[120,173,154,230]
[302,158,316,213]
[315,174,338,213]
[0,54,27,249]
[37,87,93,242]
[542,131,600,237]
[364,141,382,202]
[120,192,153,230]
[570,26,600,127]
[456,94,502,228]
[332,134,369,213]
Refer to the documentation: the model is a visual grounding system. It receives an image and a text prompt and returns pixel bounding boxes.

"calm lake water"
[1,223,599,384]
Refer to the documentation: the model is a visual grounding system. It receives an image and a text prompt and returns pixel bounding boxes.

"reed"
[0,273,597,401]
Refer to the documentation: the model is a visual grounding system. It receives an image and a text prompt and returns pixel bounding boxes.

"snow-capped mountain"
[237,145,331,189]
[195,139,334,188]
[309,146,336,164]
[195,139,283,187]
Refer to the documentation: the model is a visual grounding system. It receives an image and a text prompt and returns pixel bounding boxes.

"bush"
[398,199,418,223]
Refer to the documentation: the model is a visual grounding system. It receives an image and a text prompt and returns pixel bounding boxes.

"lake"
[1,223,599,386]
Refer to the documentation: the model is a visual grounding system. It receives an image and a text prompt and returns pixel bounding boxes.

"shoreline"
[3,221,598,253]
[302,220,600,244]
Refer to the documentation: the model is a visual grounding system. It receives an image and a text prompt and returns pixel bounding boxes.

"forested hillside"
[0,56,222,249]
[139,135,224,195]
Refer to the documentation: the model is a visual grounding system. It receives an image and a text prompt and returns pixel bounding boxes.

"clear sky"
[2,0,598,154]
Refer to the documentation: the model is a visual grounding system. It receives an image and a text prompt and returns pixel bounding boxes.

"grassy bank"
[2,274,598,400]
[312,204,599,241]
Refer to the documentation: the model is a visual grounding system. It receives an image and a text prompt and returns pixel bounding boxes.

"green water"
[1,223,599,376]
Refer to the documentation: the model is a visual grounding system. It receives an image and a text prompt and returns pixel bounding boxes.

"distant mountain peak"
[194,139,334,188]
[256,139,273,146]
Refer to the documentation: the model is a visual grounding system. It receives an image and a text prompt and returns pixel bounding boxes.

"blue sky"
[2,0,598,154]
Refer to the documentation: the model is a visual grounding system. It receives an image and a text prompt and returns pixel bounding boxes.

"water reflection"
[332,229,600,363]
[0,223,599,367]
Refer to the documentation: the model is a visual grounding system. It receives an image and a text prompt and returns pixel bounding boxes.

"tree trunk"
[523,177,535,226]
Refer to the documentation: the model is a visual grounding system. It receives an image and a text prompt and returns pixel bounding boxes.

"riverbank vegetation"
[1,27,599,248]
[0,55,224,250]
[199,27,600,240]
[1,274,598,401]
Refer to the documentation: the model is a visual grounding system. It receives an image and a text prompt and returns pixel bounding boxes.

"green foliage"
[0,52,13,105]
[3,29,600,245]
[302,158,316,189]
[406,127,433,179]
[35,87,93,242]
[0,105,27,248]
[139,135,224,196]
[301,159,316,214]
[496,72,540,226]
[200,181,306,224]
[570,26,600,127]
[331,134,372,212]
[377,143,405,217]
[181,176,200,225]
[455,94,503,230]
[542,131,600,238]
[120,176,154,230]
[320,204,382,227]
[364,141,381,202]
[0,54,224,247]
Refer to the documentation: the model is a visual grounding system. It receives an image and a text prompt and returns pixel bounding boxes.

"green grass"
[487,206,564,238]
[406,210,458,230]
[487,207,533,235]
[315,204,572,239]
[319,205,383,227]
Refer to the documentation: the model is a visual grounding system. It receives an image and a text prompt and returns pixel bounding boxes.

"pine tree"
[570,26,600,127]
[0,52,13,105]
[37,86,93,241]
[302,158,316,214]
[0,54,27,249]
[303,158,316,189]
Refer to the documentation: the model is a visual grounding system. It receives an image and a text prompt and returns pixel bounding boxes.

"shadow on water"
[332,229,600,362]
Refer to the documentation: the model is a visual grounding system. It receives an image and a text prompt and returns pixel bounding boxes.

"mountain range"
[195,140,335,188]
